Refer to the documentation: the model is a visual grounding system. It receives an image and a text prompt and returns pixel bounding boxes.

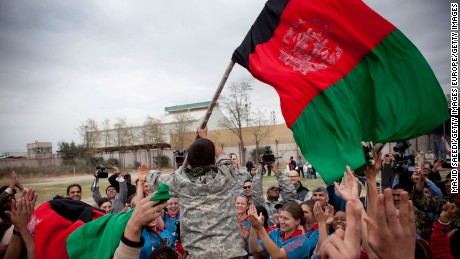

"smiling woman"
[248,203,319,259]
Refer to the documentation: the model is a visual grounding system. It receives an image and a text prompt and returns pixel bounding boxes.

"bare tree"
[250,109,272,159]
[102,119,111,147]
[142,116,165,144]
[113,118,130,147]
[171,113,194,149]
[78,119,101,149]
[113,118,130,167]
[218,77,253,164]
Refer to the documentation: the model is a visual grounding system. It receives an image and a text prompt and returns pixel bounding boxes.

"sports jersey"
[139,228,175,259]
[259,229,319,259]
[163,212,180,239]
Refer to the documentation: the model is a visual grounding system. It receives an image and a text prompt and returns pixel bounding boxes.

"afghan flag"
[232,0,449,184]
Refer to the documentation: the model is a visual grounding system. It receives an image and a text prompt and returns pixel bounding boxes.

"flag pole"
[199,60,235,129]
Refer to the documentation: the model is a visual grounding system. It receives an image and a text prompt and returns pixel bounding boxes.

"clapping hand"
[248,205,264,231]
[5,188,38,232]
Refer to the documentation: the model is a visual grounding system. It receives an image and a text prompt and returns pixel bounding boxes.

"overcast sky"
[0,0,451,153]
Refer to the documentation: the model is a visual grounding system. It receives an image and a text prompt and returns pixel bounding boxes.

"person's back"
[146,129,246,258]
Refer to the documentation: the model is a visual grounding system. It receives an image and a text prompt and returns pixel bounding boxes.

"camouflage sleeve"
[411,187,443,213]
[276,172,296,203]
[146,171,174,192]
[217,154,237,184]
[252,169,265,207]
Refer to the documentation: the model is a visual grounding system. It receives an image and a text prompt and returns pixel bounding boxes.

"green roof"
[164,101,210,112]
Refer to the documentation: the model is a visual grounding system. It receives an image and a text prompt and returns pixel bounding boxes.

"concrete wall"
[0,157,62,169]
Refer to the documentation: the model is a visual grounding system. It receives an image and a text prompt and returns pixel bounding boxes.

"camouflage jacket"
[412,188,460,228]
[146,154,247,258]
[249,169,265,207]
[413,206,433,241]
[260,170,296,226]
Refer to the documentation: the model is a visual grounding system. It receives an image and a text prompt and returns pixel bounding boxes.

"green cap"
[150,183,170,202]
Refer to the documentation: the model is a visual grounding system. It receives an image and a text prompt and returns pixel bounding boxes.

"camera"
[260,146,276,164]
[173,149,187,166]
[94,165,112,178]
[393,141,411,153]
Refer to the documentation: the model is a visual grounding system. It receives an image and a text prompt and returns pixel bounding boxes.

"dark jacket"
[294,181,310,203]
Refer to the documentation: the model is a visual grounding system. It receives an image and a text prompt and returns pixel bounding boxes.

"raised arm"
[363,151,382,220]
[273,163,296,203]
[134,164,149,207]
[113,192,167,259]
[0,172,18,206]
[251,163,265,207]
[248,205,287,258]
[92,173,102,204]
[5,188,38,259]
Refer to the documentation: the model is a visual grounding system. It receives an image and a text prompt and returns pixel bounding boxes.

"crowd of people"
[0,129,458,258]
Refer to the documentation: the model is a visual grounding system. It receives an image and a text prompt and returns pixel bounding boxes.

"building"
[27,141,53,159]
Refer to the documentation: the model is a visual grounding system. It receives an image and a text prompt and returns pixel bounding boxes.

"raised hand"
[325,205,335,225]
[247,205,264,231]
[319,201,363,259]
[240,222,250,239]
[8,171,17,189]
[138,164,149,182]
[196,127,208,138]
[334,166,359,202]
[127,192,168,233]
[6,188,38,232]
[364,189,416,259]
[439,202,457,224]
[364,152,382,181]
[313,201,328,223]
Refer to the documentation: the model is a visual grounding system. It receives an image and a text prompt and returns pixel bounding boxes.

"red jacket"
[430,220,454,259]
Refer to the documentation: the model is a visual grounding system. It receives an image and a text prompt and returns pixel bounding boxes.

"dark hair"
[97,197,112,208]
[187,138,215,167]
[66,184,82,195]
[281,202,306,226]
[301,199,316,212]
[392,184,410,192]
[255,205,269,228]
[106,185,116,194]
[312,186,328,198]
[127,194,136,207]
[334,210,345,216]
[124,173,132,184]
[415,239,432,259]
[149,244,178,259]
[244,179,253,184]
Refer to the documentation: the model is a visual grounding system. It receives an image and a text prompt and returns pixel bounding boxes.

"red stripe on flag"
[248,0,395,127]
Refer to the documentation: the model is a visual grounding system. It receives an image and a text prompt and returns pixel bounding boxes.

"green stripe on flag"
[291,29,448,185]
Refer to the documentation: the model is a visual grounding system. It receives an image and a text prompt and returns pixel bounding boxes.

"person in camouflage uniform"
[251,162,296,226]
[230,153,252,197]
[412,172,460,258]
[145,128,246,258]
[392,184,432,241]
